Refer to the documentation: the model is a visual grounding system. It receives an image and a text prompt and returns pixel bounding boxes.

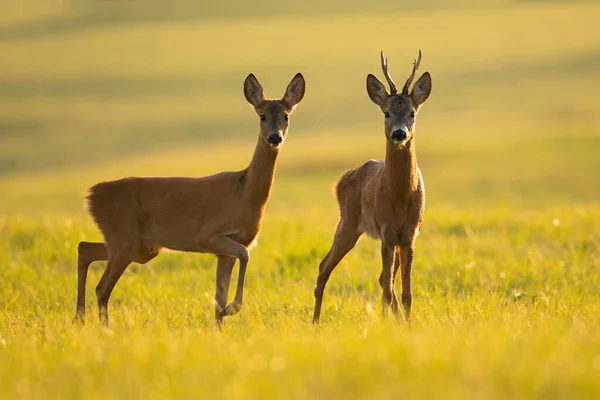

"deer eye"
[283,114,289,121]
[409,111,416,118]
[260,115,266,122]
[384,112,390,119]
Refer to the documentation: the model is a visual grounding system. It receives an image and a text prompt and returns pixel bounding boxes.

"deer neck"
[383,137,418,200]
[243,135,279,207]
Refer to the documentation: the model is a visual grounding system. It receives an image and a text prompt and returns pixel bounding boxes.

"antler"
[380,51,398,95]
[402,48,422,95]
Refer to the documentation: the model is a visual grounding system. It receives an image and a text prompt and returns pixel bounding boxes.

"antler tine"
[402,48,422,95]
[380,50,397,95]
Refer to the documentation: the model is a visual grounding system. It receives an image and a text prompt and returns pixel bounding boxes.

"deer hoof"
[219,302,242,318]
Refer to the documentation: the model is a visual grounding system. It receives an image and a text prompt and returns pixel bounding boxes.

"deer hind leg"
[94,243,136,326]
[214,255,235,329]
[312,220,360,324]
[73,241,108,324]
[399,245,414,323]
[380,241,395,320]
[92,244,157,327]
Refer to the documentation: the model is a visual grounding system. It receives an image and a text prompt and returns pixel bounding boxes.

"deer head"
[366,49,432,146]
[244,73,305,149]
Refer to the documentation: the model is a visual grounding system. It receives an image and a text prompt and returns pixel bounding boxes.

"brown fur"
[312,50,432,323]
[74,73,305,327]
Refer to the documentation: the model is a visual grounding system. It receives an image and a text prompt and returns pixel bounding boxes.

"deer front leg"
[390,247,401,316]
[378,249,400,317]
[214,255,235,328]
[399,245,414,322]
[204,235,249,320]
[380,240,395,320]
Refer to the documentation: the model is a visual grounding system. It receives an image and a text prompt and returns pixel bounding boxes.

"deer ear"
[366,74,388,107]
[411,72,431,106]
[282,73,305,108]
[244,74,265,107]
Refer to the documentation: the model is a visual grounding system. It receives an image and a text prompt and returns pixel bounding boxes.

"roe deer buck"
[312,49,431,324]
[74,73,305,327]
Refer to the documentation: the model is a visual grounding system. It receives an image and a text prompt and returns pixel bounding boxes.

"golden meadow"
[0,1,599,399]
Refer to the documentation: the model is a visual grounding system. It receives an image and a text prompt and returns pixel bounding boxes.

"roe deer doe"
[74,73,305,327]
[312,50,431,324]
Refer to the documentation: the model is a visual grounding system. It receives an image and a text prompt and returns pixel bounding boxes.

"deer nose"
[391,129,407,142]
[267,132,283,146]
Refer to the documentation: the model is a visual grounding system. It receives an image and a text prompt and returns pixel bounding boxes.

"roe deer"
[312,50,431,324]
[74,73,305,327]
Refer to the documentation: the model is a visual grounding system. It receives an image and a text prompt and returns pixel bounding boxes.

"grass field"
[1,1,600,399]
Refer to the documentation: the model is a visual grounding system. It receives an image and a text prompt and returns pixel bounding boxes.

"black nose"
[268,133,283,145]
[391,129,407,142]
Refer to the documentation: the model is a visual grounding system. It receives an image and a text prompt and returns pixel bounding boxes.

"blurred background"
[0,0,598,215]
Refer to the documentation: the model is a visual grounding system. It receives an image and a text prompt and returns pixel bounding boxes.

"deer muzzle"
[391,128,408,144]
[267,132,284,148]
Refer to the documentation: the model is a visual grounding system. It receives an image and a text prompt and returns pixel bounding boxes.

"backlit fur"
[313,51,431,324]
[74,73,305,328]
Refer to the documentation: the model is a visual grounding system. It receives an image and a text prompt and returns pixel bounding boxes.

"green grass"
[2,208,599,399]
[1,1,600,399]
